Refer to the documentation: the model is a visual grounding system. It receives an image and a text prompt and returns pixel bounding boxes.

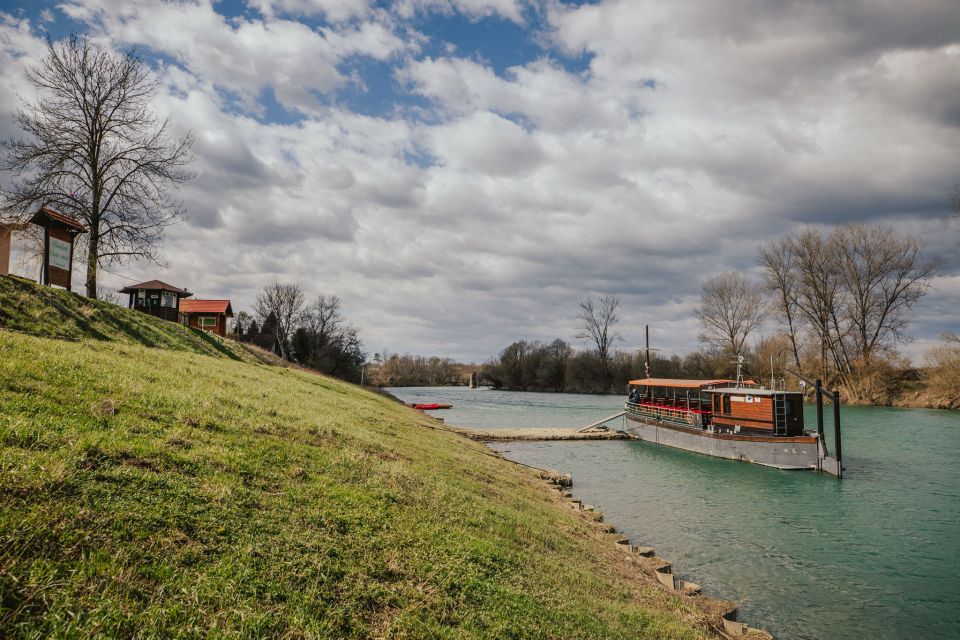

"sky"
[1,0,958,363]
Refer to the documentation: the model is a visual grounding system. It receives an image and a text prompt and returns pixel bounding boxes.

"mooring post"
[832,389,842,478]
[815,379,824,442]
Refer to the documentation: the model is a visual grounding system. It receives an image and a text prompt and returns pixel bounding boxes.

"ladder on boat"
[773,377,788,436]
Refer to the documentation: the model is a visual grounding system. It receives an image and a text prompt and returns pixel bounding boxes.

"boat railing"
[625,401,709,427]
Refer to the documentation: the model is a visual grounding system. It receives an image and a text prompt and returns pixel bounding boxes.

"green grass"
[0,278,718,638]
[0,275,252,362]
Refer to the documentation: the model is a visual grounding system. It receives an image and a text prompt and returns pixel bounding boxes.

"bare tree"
[232,310,253,339]
[788,228,842,382]
[254,282,305,360]
[759,224,940,396]
[695,272,765,357]
[1,35,193,298]
[303,295,345,353]
[831,224,940,367]
[758,238,803,371]
[575,294,622,390]
[95,284,120,305]
[291,294,365,377]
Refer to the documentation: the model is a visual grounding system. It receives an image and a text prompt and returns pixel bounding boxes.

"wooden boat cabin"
[119,280,192,323]
[705,387,805,436]
[627,378,805,437]
[178,299,233,337]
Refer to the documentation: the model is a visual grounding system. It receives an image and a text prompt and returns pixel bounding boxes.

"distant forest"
[236,223,960,409]
[399,223,960,409]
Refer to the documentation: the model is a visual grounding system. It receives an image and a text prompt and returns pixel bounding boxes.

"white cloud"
[2,1,959,363]
[58,0,410,114]
[249,0,374,22]
[395,0,527,24]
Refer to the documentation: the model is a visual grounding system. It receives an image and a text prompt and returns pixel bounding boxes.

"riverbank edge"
[410,410,776,640]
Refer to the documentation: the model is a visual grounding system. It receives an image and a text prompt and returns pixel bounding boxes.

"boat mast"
[645,324,650,378]
[643,324,661,378]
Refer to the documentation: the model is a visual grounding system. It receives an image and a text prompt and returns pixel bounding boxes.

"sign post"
[0,225,10,276]
[29,208,87,292]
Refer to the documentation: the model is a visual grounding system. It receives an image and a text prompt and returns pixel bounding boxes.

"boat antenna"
[733,354,745,388]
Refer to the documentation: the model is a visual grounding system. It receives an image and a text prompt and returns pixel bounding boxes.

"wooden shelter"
[29,208,87,291]
[119,279,192,322]
[178,299,233,337]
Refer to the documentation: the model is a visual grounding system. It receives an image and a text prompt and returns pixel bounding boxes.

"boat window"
[722,394,731,415]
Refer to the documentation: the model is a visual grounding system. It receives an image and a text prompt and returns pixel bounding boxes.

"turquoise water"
[389,387,960,640]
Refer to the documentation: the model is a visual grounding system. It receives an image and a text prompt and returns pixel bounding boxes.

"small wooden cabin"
[705,387,805,436]
[119,280,192,322]
[178,299,233,337]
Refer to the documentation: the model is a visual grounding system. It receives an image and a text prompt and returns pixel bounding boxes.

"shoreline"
[413,408,776,639]
[490,440,774,639]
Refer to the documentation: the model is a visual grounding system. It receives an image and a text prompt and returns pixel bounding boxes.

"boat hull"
[623,414,820,470]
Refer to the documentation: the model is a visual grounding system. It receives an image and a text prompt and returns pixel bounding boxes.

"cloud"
[249,0,375,22]
[58,0,410,114]
[395,0,527,24]
[1,1,959,364]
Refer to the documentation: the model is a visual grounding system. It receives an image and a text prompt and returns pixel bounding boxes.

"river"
[388,386,960,640]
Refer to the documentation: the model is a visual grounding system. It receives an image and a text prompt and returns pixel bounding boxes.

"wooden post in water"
[815,379,825,442]
[832,389,842,478]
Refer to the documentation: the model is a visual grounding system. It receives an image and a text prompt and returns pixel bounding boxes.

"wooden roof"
[118,280,192,296]
[628,378,737,389]
[179,299,233,316]
[29,207,87,232]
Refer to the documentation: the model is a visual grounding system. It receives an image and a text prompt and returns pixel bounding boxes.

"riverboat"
[623,377,826,471]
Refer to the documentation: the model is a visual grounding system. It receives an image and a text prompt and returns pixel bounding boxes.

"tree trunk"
[85,227,99,298]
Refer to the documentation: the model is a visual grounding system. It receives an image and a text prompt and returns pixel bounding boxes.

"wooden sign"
[0,226,10,276]
[29,208,87,292]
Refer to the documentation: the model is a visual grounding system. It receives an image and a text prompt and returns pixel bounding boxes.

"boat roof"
[704,387,802,396]
[628,378,737,389]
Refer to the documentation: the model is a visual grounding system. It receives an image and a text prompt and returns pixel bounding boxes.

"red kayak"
[409,403,453,410]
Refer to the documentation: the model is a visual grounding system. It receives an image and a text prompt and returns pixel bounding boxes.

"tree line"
[482,223,953,405]
[231,282,366,384]
[365,352,476,387]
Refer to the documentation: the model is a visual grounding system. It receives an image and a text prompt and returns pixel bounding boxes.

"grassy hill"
[0,275,254,362]
[0,276,724,638]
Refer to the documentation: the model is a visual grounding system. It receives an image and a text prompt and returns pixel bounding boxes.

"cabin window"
[722,394,731,415]
[161,292,177,308]
[199,316,217,328]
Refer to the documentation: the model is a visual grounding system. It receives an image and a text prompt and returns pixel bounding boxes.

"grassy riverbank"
[0,276,725,638]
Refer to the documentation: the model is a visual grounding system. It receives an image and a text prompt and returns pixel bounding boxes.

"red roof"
[29,207,87,232]
[118,280,192,296]
[179,299,233,316]
[628,378,737,389]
